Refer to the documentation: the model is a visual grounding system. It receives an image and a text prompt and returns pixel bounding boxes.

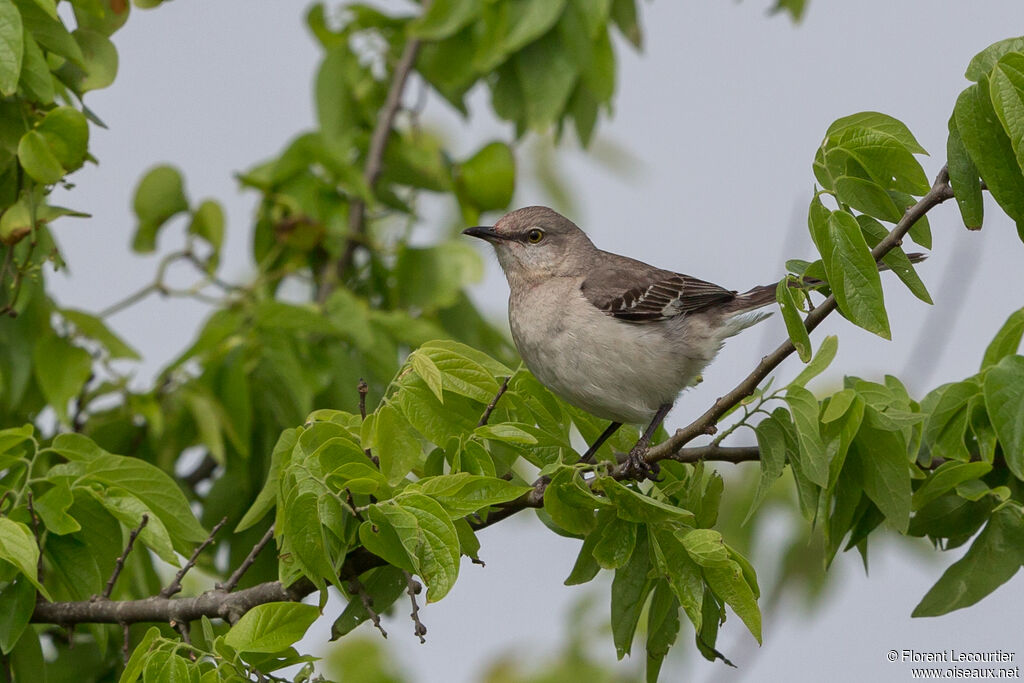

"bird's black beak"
[462,226,506,241]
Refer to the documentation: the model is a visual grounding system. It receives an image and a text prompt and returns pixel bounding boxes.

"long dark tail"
[729,252,926,314]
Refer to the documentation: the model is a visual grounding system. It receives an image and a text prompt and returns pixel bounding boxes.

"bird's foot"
[622,445,662,482]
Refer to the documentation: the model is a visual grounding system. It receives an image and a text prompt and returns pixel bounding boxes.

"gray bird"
[463,206,779,479]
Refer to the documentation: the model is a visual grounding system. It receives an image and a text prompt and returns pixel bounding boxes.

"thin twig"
[0,489,10,516]
[477,376,511,427]
[358,379,369,420]
[98,283,158,319]
[318,5,430,302]
[171,620,196,659]
[348,576,386,638]
[102,515,149,599]
[218,525,275,593]
[160,517,227,598]
[121,623,130,664]
[403,571,426,643]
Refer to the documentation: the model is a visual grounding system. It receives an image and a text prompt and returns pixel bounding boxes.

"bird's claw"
[623,446,662,482]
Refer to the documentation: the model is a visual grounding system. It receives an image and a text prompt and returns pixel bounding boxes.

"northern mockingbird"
[463,206,779,480]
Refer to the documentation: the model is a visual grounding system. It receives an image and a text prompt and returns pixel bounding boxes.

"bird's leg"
[579,421,623,464]
[623,403,673,481]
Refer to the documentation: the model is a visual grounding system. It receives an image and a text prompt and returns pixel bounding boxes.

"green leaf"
[825,123,929,194]
[776,278,811,362]
[544,468,598,534]
[91,486,178,565]
[0,517,50,599]
[912,461,993,511]
[17,129,63,183]
[564,529,601,585]
[365,493,460,602]
[848,416,911,533]
[13,0,82,66]
[704,559,762,644]
[784,385,829,487]
[0,576,34,655]
[601,477,695,526]
[57,28,117,92]
[411,473,529,518]
[37,108,88,173]
[966,37,1024,82]
[744,411,789,523]
[132,164,189,253]
[187,199,224,253]
[609,0,641,48]
[454,141,515,211]
[955,78,1024,225]
[947,115,984,229]
[53,433,208,546]
[408,0,479,40]
[18,29,52,103]
[32,334,92,426]
[681,529,732,568]
[119,626,160,683]
[592,515,636,570]
[0,424,33,456]
[514,32,579,130]
[223,602,319,653]
[394,242,484,310]
[236,428,296,532]
[790,335,838,388]
[645,580,681,683]
[33,480,80,534]
[856,215,932,304]
[280,486,335,592]
[824,209,891,338]
[982,307,1024,370]
[474,423,537,445]
[913,506,1024,617]
[611,528,651,659]
[983,355,1024,479]
[0,0,23,96]
[143,652,189,683]
[410,350,444,403]
[649,527,704,632]
[61,308,141,360]
[501,0,567,53]
[374,404,421,485]
[923,380,979,463]
[827,111,927,154]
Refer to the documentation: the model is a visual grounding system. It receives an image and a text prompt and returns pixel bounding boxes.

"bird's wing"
[581,252,737,323]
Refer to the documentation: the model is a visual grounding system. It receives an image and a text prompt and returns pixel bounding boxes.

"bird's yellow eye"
[527,228,545,243]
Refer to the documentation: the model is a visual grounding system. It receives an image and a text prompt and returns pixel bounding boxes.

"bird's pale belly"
[509,287,707,425]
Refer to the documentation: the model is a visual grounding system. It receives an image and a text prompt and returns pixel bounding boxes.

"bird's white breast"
[508,277,718,425]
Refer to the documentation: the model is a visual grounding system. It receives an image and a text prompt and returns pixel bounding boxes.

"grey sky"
[48,1,1024,681]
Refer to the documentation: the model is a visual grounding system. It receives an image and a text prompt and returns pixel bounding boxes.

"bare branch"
[403,571,426,643]
[477,376,511,427]
[348,576,387,639]
[160,517,227,598]
[358,378,369,420]
[218,525,275,593]
[102,515,149,600]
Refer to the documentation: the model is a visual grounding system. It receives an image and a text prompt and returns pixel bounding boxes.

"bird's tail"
[729,252,927,314]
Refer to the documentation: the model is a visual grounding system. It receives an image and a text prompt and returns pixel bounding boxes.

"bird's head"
[462,206,596,285]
